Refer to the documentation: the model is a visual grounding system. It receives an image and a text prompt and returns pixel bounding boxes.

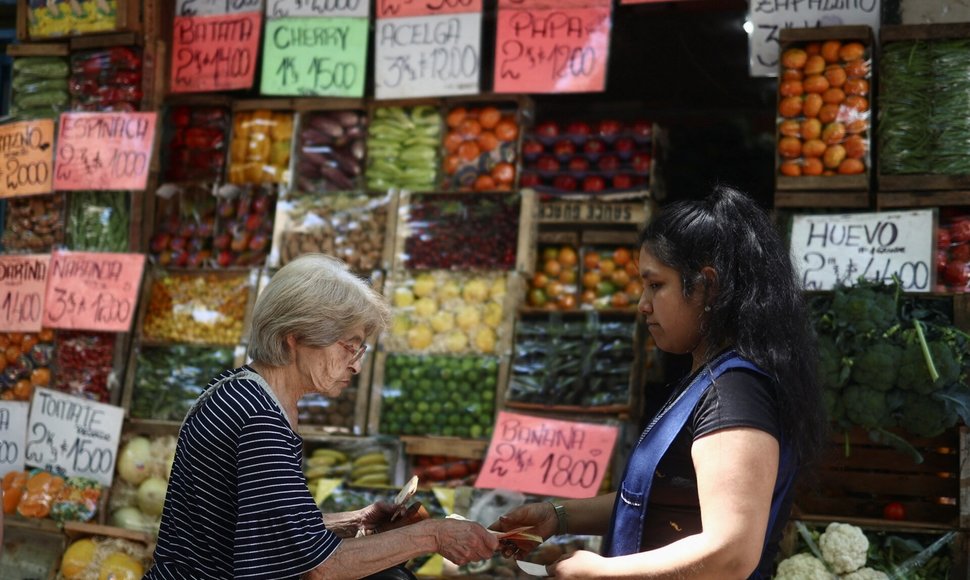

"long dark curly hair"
[638,185,826,463]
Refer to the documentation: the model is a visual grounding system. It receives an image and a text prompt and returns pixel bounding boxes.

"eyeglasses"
[337,341,369,364]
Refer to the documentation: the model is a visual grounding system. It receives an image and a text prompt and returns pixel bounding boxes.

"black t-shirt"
[639,368,791,578]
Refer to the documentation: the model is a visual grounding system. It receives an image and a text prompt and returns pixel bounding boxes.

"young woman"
[493,186,825,579]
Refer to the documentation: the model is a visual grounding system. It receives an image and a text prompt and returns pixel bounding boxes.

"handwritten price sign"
[0,254,50,333]
[261,17,369,96]
[178,0,263,16]
[377,0,481,18]
[268,0,369,18]
[494,0,612,94]
[25,388,123,487]
[53,112,157,191]
[42,251,145,332]
[0,120,55,198]
[171,11,263,93]
[476,411,618,498]
[0,402,29,479]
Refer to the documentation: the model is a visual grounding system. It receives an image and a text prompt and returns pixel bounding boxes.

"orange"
[847,119,868,134]
[824,66,847,88]
[443,154,461,175]
[844,59,869,78]
[838,158,865,175]
[611,293,631,309]
[457,141,480,162]
[20,335,37,354]
[779,120,801,137]
[30,367,50,386]
[543,259,562,278]
[558,246,578,267]
[5,346,20,364]
[801,118,822,140]
[477,131,499,152]
[26,471,52,493]
[844,78,869,96]
[802,157,824,176]
[557,294,577,310]
[443,132,464,153]
[778,137,802,159]
[8,333,23,345]
[446,107,466,128]
[782,68,803,81]
[823,144,847,169]
[38,329,54,342]
[479,107,502,129]
[584,252,600,270]
[3,486,22,513]
[0,336,8,349]
[803,93,823,118]
[613,248,632,267]
[599,259,616,276]
[779,161,801,176]
[844,95,869,113]
[611,268,631,288]
[839,42,866,62]
[844,135,866,159]
[581,290,597,305]
[821,40,842,63]
[804,55,826,75]
[818,104,840,124]
[532,272,549,289]
[780,80,803,97]
[458,118,482,138]
[491,162,515,185]
[473,174,496,191]
[780,48,807,69]
[803,75,830,94]
[803,139,827,158]
[805,42,822,56]
[778,96,803,118]
[625,280,644,298]
[822,87,846,105]
[495,120,519,142]
[13,380,32,401]
[822,122,846,145]
[582,270,601,289]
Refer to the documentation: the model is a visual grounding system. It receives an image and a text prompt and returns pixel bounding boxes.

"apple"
[598,155,620,172]
[569,157,590,172]
[169,236,189,252]
[584,140,606,156]
[523,140,545,156]
[552,175,578,191]
[172,250,190,268]
[632,152,652,174]
[188,236,207,253]
[217,250,234,268]
[245,214,263,232]
[536,122,559,139]
[583,176,606,192]
[252,194,271,214]
[615,138,636,155]
[952,243,970,262]
[520,172,541,188]
[177,221,197,238]
[537,155,560,173]
[554,139,576,157]
[944,261,969,286]
[597,120,622,137]
[188,251,211,269]
[566,122,591,137]
[938,228,952,248]
[612,174,634,190]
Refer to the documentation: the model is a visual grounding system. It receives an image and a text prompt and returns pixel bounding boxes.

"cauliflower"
[819,522,868,574]
[841,568,889,580]
[774,553,833,580]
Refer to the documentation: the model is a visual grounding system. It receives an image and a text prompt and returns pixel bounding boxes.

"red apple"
[584,140,606,156]
[632,152,653,174]
[612,174,634,190]
[252,194,271,214]
[217,250,234,268]
[169,236,189,252]
[569,157,590,172]
[632,121,653,139]
[944,261,969,286]
[598,155,620,172]
[536,122,559,139]
[938,228,952,248]
[230,231,252,253]
[554,139,576,157]
[583,176,606,192]
[552,175,578,191]
[566,122,591,137]
[172,250,190,268]
[523,140,545,156]
[537,155,560,173]
[615,138,636,154]
[188,251,211,268]
[938,250,949,274]
[245,213,263,232]
[520,173,541,188]
[952,243,970,262]
[597,120,622,137]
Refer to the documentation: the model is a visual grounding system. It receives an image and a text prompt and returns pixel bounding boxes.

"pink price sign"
[53,112,157,191]
[494,0,612,94]
[377,0,482,17]
[0,255,50,333]
[475,411,618,498]
[171,11,262,93]
[42,251,145,333]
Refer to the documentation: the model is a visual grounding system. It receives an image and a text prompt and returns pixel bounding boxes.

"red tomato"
[938,227,952,248]
[944,261,969,287]
[883,501,906,521]
[952,243,970,262]
[952,220,970,243]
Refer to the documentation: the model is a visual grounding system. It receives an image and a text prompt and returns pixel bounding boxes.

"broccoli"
[818,335,848,390]
[897,339,961,394]
[929,341,961,389]
[822,389,845,422]
[831,287,896,337]
[896,392,959,438]
[851,342,902,392]
[842,384,894,429]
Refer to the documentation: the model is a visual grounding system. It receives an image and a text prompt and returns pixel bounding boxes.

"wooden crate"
[877,191,970,210]
[878,24,970,192]
[17,0,142,42]
[775,26,874,195]
[794,426,967,529]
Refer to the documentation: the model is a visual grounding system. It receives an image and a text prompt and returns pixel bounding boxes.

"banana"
[305,465,333,479]
[352,452,388,469]
[306,456,337,469]
[312,449,349,463]
[351,464,390,480]
[352,473,390,486]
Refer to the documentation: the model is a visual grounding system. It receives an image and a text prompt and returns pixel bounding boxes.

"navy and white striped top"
[145,367,340,579]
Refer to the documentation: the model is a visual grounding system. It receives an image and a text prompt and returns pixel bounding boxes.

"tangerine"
[822,122,846,145]
[804,55,826,75]
[491,162,515,185]
[479,107,502,129]
[458,141,480,162]
[443,132,463,153]
[5,346,20,364]
[802,157,824,176]
[838,158,865,175]
[558,246,578,267]
[477,131,499,152]
[446,107,467,128]
[613,248,632,266]
[844,59,869,78]
[780,80,803,97]
[803,75,830,94]
[778,96,803,118]
[803,93,824,118]
[818,104,840,124]
[823,144,847,169]
[822,87,846,105]
[778,137,802,159]
[583,252,600,270]
[801,118,822,140]
[844,135,866,159]
[844,78,869,96]
[805,42,822,56]
[824,65,847,88]
[839,42,865,62]
[779,120,801,137]
[495,119,519,142]
[803,139,826,158]
[782,68,803,81]
[779,161,801,177]
[780,48,807,69]
[611,293,631,309]
[473,174,496,191]
[821,40,842,63]
[458,118,482,138]
[443,154,461,175]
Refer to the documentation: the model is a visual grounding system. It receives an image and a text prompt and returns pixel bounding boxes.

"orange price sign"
[171,11,263,93]
[0,254,50,333]
[493,0,612,94]
[42,251,146,333]
[475,411,618,499]
[53,112,157,191]
[0,120,55,198]
[377,0,481,17]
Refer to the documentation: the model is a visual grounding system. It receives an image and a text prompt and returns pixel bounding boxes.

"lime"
[482,390,495,401]
[441,427,454,437]
[442,401,456,413]
[430,402,443,413]
[402,400,416,412]
[469,425,483,438]
[448,415,461,426]
[409,411,424,425]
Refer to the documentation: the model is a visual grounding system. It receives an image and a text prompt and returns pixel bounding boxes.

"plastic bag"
[366,106,441,192]
[11,56,70,119]
[67,191,130,252]
[936,207,970,292]
[54,331,116,402]
[163,106,230,183]
[2,194,66,252]
[141,271,251,345]
[441,104,519,192]
[130,344,235,421]
[294,110,366,193]
[0,329,55,402]
[228,110,293,185]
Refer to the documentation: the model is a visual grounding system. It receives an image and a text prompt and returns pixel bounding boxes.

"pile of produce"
[149,185,217,269]
[211,185,276,268]
[509,314,634,408]
[129,344,235,421]
[777,40,870,177]
[387,271,509,355]
[109,434,177,535]
[141,271,251,345]
[367,106,441,192]
[813,280,969,445]
[298,388,361,432]
[54,331,116,402]
[776,521,956,579]
[277,192,389,275]
[441,104,519,192]
[411,455,482,487]
[26,0,117,38]
[520,119,652,194]
[401,193,520,270]
[10,56,69,119]
[2,471,101,523]
[380,354,497,438]
[163,106,229,183]
[228,110,293,185]
[69,47,142,112]
[529,245,641,311]
[294,110,367,193]
[935,208,969,292]
[302,442,397,489]
[60,535,148,580]
[880,39,970,175]
[528,244,580,310]
[0,330,55,402]
[3,194,66,252]
[67,191,130,252]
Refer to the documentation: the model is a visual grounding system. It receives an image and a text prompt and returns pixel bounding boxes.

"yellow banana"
[352,473,390,486]
[351,464,390,480]
[312,449,349,463]
[352,452,388,468]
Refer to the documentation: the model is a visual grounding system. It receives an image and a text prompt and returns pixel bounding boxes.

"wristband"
[548,501,567,535]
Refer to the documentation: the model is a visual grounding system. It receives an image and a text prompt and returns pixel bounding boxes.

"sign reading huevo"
[171,11,263,93]
[0,254,50,333]
[53,112,157,191]
[0,120,55,198]
[42,251,146,332]
[476,411,618,498]
[493,0,612,94]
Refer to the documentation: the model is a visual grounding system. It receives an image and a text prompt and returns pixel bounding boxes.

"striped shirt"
[145,367,340,579]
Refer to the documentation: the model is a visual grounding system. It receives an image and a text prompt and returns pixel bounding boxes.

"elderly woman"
[146,254,498,580]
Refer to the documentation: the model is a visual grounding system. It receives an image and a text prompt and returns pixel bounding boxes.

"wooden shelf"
[881,22,970,42]
[878,175,970,193]
[3,516,64,534]
[124,418,180,436]
[877,191,970,209]
[5,43,69,57]
[63,521,154,545]
[399,436,488,460]
[792,514,959,534]
[776,175,869,193]
[774,192,871,209]
[69,31,143,50]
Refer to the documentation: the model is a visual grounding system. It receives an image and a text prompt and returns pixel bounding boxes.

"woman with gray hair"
[146,254,498,580]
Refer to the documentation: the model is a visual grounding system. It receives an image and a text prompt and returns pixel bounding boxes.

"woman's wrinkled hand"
[356,501,399,535]
[430,518,499,565]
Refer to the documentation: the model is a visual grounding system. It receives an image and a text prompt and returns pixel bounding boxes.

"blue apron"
[604,351,795,578]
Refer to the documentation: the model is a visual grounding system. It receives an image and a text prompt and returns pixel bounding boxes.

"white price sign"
[790,209,935,292]
[375,12,482,99]
[747,0,880,77]
[0,401,29,478]
[25,388,124,487]
[177,0,264,16]
[267,0,369,18]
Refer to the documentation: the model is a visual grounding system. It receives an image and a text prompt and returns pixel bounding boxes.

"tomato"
[952,243,970,262]
[950,220,970,243]
[883,501,906,521]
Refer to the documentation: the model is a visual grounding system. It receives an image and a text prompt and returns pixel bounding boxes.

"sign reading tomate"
[0,255,50,333]
[494,0,612,94]
[53,112,157,191]
[42,251,145,333]
[171,11,263,93]
[0,120,55,198]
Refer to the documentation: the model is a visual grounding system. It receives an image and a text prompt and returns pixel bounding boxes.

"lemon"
[414,297,438,318]
[490,277,507,300]
[445,331,469,352]
[462,279,489,303]
[393,287,415,308]
[98,552,144,580]
[484,303,503,329]
[391,314,411,337]
[412,274,436,298]
[475,327,497,353]
[61,539,97,580]
[440,280,461,301]
[430,311,455,333]
[407,324,434,350]
[456,306,481,331]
